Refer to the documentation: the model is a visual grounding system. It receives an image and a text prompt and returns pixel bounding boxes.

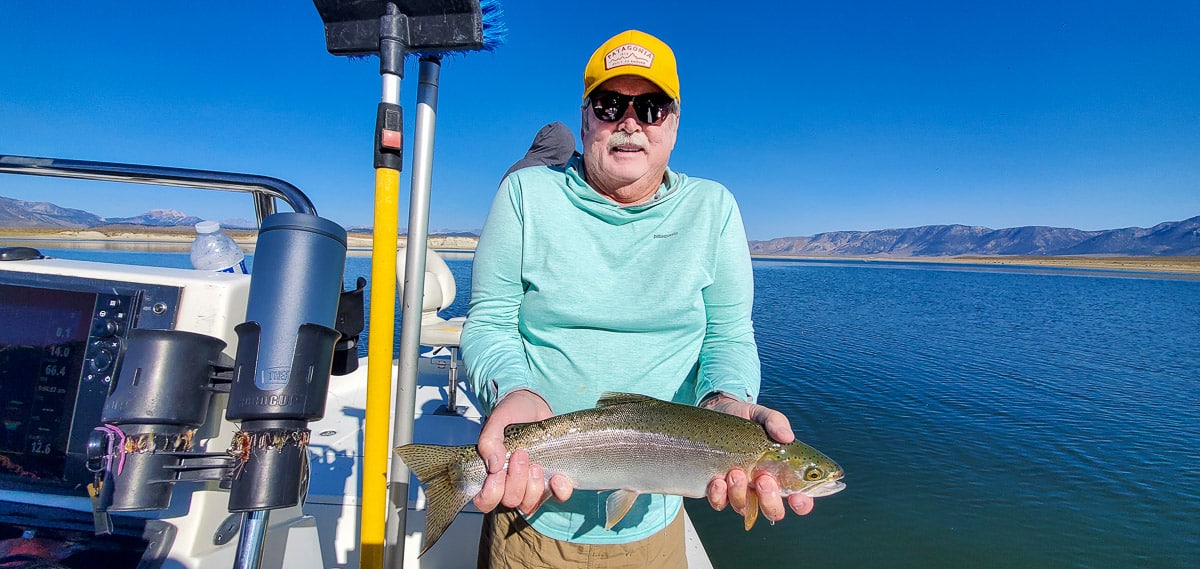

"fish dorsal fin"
[502,419,540,439]
[596,392,657,408]
[605,489,641,529]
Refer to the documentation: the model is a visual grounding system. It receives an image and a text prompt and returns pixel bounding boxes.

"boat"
[0,156,716,569]
[0,4,715,568]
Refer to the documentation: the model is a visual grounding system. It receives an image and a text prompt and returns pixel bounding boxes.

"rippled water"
[691,259,1200,569]
[34,251,1200,567]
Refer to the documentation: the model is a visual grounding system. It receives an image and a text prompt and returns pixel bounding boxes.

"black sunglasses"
[588,90,676,125]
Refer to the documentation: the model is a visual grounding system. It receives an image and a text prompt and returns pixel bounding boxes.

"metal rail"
[0,154,317,225]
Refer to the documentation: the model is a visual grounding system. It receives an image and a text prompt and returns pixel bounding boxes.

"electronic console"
[0,272,179,492]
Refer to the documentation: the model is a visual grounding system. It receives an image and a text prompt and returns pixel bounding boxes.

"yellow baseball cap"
[582,30,679,102]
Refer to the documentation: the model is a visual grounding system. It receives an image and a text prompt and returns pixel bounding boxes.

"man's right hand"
[473,389,574,514]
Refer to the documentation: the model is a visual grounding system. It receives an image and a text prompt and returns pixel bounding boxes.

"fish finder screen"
[0,283,94,482]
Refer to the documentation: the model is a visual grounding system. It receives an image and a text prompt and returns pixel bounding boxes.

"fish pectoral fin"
[743,488,760,531]
[604,489,641,530]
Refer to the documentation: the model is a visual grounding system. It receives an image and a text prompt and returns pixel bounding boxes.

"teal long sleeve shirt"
[461,156,761,543]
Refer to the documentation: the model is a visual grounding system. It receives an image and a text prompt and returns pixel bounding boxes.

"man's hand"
[473,389,574,514]
[703,394,815,522]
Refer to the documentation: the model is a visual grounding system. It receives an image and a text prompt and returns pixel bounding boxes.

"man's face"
[580,76,679,204]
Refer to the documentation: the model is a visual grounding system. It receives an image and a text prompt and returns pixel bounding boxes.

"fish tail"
[394,443,476,556]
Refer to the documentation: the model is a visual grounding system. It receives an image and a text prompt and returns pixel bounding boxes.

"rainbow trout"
[395,392,845,555]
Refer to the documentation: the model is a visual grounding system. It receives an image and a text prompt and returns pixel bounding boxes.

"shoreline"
[753,254,1200,275]
[3,229,1199,274]
[0,228,470,255]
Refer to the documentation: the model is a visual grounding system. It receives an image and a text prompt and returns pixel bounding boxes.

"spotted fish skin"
[395,392,844,556]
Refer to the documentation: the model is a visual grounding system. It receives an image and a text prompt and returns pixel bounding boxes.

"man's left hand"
[703,394,815,522]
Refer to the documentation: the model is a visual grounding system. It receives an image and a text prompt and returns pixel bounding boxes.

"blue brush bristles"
[479,0,508,51]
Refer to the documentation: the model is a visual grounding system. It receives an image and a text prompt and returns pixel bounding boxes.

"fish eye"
[804,467,825,481]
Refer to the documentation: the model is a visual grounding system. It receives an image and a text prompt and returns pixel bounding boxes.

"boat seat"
[397,247,466,414]
[396,246,464,348]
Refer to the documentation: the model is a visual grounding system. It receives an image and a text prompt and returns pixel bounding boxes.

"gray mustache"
[608,131,648,150]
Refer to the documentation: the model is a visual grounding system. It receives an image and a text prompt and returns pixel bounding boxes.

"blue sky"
[2,1,1197,240]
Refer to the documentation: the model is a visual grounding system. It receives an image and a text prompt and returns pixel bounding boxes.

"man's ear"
[579,105,590,139]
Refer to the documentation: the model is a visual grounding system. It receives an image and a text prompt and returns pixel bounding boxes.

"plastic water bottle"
[190,220,249,274]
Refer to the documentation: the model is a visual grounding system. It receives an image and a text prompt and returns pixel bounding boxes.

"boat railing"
[0,154,317,226]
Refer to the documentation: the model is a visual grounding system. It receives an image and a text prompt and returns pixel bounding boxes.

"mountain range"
[748,215,1200,257]
[0,195,213,229]
[1,195,1196,256]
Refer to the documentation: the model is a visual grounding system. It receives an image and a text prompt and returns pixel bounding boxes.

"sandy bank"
[0,227,477,253]
[753,254,1200,274]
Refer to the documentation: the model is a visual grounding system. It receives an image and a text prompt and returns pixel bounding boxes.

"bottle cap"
[195,220,220,234]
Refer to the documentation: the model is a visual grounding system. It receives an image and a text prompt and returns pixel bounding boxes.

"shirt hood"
[562,155,685,224]
[504,122,578,178]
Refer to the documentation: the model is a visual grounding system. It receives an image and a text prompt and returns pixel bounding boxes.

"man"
[461,30,815,568]
[503,121,577,178]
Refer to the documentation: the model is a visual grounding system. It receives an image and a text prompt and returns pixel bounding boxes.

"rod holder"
[225,213,347,512]
[89,329,227,513]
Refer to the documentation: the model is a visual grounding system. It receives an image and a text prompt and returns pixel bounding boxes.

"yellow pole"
[360,166,400,569]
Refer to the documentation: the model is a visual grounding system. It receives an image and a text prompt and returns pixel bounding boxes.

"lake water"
[32,250,1200,568]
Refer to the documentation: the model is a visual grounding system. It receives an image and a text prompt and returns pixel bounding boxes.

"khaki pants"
[477,507,688,569]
